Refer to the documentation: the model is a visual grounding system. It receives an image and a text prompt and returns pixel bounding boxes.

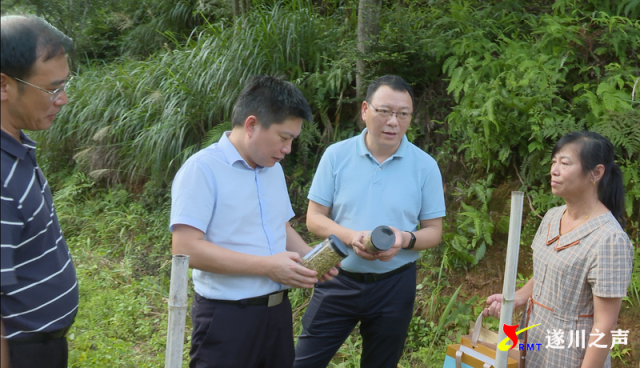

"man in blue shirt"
[1,15,77,368]
[170,75,337,368]
[294,75,446,367]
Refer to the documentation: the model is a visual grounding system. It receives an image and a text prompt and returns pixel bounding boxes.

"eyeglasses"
[367,102,412,121]
[10,75,73,101]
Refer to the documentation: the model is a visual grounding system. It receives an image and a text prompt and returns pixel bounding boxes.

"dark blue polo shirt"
[1,129,78,340]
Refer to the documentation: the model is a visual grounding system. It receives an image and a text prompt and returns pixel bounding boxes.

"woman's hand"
[483,279,534,319]
[483,293,503,318]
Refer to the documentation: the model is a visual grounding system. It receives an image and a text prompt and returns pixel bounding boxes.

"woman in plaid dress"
[483,132,633,368]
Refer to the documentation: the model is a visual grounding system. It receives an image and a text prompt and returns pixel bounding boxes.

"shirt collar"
[218,131,255,170]
[355,128,408,160]
[1,129,36,160]
[545,205,614,250]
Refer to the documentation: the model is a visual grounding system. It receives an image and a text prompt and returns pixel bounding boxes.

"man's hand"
[350,230,377,261]
[372,226,403,262]
[264,252,318,288]
[317,266,339,283]
[348,230,369,249]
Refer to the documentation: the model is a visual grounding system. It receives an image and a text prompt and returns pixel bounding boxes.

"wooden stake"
[165,254,189,368]
[496,191,524,368]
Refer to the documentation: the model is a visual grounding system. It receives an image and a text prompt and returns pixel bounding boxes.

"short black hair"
[365,75,415,109]
[231,75,313,129]
[1,15,73,80]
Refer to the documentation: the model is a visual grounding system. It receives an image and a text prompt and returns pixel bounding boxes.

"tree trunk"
[68,0,73,32]
[232,0,240,17]
[238,0,251,15]
[356,0,382,101]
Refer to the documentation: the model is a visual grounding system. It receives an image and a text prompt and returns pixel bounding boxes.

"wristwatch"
[404,231,416,250]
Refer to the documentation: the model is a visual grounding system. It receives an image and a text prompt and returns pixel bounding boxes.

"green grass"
[69,256,172,367]
[50,169,465,367]
[33,1,354,187]
[49,171,180,367]
[49,168,638,367]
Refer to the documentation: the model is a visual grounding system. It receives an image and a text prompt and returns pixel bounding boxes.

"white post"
[165,255,190,368]
[495,192,524,368]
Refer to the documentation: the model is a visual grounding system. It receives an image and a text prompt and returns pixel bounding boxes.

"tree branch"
[513,160,543,220]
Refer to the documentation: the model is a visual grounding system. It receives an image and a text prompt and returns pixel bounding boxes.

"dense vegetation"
[3,0,639,366]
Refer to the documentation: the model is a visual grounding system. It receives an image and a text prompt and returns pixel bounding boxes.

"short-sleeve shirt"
[521,205,633,368]
[170,132,295,300]
[308,128,446,273]
[1,130,79,339]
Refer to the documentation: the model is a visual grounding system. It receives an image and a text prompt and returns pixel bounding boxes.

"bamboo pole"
[495,191,524,368]
[165,254,190,368]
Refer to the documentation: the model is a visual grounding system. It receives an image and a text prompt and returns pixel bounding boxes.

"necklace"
[560,202,599,235]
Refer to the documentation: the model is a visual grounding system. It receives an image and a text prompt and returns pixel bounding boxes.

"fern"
[201,121,232,148]
[591,110,640,159]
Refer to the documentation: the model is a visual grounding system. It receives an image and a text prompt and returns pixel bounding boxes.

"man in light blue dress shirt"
[170,76,337,368]
[294,75,446,367]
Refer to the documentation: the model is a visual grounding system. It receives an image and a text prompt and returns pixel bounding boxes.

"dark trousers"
[190,293,295,368]
[294,263,416,368]
[8,337,68,368]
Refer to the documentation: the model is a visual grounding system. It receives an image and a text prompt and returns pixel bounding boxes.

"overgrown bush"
[32,0,639,269]
[35,2,352,186]
[1,0,231,62]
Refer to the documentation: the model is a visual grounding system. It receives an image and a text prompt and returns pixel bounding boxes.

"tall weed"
[35,2,351,189]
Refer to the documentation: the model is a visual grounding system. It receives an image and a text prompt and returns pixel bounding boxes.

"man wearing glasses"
[294,75,446,367]
[1,15,77,368]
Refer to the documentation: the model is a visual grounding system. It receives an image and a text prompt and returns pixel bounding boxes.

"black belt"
[339,262,414,283]
[8,324,72,345]
[208,290,288,307]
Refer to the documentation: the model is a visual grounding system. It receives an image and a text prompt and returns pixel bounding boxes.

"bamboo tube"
[495,192,524,368]
[165,255,190,368]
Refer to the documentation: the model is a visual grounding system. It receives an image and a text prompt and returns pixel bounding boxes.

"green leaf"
[437,285,463,331]
[528,141,543,153]
[475,243,487,264]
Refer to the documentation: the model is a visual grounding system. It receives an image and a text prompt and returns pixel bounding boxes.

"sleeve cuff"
[419,210,446,220]
[307,194,332,208]
[170,216,208,233]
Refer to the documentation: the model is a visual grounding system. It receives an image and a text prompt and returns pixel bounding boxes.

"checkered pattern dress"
[519,205,633,368]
